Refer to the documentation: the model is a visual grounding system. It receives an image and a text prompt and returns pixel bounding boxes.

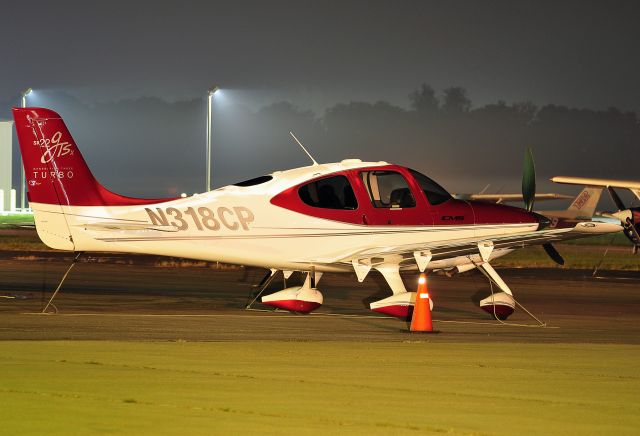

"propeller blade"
[522,148,536,212]
[543,243,565,266]
[623,215,640,253]
[607,186,626,211]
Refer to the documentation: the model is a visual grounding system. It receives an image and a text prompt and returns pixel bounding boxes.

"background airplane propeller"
[602,188,640,254]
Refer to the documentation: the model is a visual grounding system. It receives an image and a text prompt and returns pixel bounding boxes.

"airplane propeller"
[602,188,640,254]
[522,148,536,213]
[521,148,565,265]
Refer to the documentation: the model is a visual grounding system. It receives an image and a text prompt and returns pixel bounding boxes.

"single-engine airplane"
[12,107,630,319]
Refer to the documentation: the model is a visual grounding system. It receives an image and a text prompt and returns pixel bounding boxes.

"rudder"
[12,107,173,207]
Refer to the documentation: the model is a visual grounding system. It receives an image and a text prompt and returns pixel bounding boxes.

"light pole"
[20,88,32,211]
[206,85,219,192]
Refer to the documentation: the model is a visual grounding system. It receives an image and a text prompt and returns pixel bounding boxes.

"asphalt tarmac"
[1,251,639,343]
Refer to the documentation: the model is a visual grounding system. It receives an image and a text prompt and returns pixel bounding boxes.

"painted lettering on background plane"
[571,191,591,210]
[145,206,254,231]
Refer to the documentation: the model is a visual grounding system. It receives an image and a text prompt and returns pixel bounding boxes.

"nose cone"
[470,201,541,227]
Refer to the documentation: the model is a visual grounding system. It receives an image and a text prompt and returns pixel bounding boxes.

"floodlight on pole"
[20,88,33,210]
[206,85,219,192]
[21,88,32,108]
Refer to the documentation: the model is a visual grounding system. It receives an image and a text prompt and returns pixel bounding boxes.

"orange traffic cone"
[410,273,434,332]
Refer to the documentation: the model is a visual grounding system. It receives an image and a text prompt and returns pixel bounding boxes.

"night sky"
[1,1,639,202]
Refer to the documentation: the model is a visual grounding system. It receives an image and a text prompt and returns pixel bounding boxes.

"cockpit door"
[354,168,433,226]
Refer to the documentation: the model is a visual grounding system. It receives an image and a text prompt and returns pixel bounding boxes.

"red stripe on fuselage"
[271,164,538,227]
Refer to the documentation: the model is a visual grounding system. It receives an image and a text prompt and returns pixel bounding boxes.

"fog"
[4,86,638,211]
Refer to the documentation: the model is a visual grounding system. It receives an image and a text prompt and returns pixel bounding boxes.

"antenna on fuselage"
[289,131,319,166]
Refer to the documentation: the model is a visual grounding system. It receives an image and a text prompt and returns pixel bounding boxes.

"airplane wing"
[552,176,640,201]
[300,221,621,267]
[452,193,573,203]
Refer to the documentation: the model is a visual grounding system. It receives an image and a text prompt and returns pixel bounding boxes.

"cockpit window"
[360,171,416,208]
[233,175,273,187]
[298,175,358,210]
[409,169,452,205]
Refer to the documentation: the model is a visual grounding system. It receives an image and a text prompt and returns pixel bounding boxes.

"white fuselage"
[31,194,533,273]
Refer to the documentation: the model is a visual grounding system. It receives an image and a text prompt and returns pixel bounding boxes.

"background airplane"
[552,176,640,253]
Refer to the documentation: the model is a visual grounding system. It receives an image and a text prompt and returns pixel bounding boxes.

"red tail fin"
[12,107,174,206]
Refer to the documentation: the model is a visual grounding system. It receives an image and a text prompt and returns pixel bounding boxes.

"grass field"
[0,214,34,228]
[492,243,639,270]
[0,341,638,435]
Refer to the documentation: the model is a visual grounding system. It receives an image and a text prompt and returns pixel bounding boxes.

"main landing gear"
[250,241,534,323]
[368,259,432,321]
[476,262,516,320]
[247,268,324,314]
[367,243,521,321]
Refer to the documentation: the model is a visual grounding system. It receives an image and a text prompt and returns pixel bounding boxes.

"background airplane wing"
[552,176,640,201]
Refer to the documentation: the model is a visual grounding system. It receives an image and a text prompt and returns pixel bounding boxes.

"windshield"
[408,169,452,205]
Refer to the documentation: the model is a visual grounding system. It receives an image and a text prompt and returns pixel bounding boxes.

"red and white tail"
[12,107,171,207]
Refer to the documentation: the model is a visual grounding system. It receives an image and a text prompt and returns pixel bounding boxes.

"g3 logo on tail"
[33,131,74,164]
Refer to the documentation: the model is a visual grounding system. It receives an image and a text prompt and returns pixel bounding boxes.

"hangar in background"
[0,120,16,212]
